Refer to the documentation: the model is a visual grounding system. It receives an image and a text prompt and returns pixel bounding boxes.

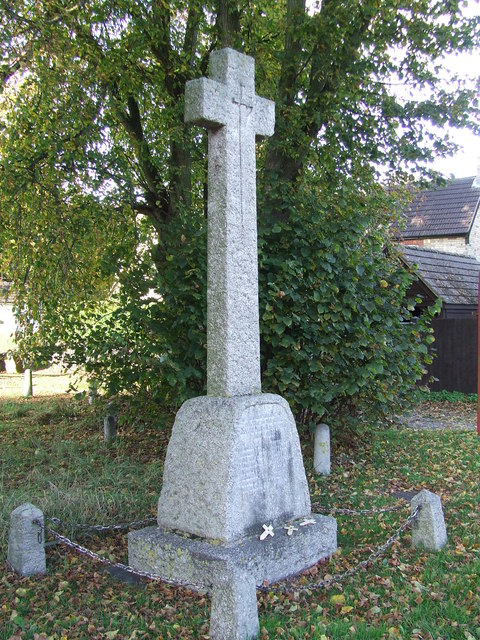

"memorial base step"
[128,513,337,591]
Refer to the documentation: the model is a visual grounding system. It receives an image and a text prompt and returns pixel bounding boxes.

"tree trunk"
[262,0,307,222]
[216,0,242,49]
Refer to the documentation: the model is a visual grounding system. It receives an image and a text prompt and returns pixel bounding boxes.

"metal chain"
[311,502,407,516]
[34,506,420,597]
[34,520,211,592]
[44,499,407,533]
[259,505,421,594]
[45,515,157,532]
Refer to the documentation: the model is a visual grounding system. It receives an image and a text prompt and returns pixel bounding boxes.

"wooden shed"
[400,245,480,393]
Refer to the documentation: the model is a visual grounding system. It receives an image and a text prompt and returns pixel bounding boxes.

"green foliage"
[419,390,478,404]
[51,220,208,413]
[258,174,438,431]
[34,173,436,431]
[1,1,479,429]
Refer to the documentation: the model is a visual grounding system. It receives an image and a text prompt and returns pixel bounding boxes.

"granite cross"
[185,48,275,397]
[129,52,337,630]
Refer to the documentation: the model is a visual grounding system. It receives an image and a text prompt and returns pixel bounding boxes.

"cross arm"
[254,96,275,138]
[184,78,228,129]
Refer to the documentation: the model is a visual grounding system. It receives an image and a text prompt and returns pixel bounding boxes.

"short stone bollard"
[88,383,98,405]
[7,503,46,577]
[104,405,118,443]
[24,369,33,397]
[314,423,330,475]
[210,566,259,640]
[411,489,447,551]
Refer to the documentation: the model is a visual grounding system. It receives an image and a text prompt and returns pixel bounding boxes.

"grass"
[417,389,478,404]
[1,385,480,639]
[0,395,169,553]
[0,368,89,399]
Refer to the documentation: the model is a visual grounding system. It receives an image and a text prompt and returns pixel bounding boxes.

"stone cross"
[185,48,275,397]
[129,53,337,635]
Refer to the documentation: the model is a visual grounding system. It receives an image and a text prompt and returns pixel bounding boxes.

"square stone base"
[128,513,337,592]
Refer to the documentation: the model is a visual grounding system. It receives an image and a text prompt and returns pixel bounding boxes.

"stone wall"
[401,236,469,254]
[401,238,467,252]
[422,236,466,253]
[400,214,480,261]
[0,303,18,372]
[0,302,16,349]
[466,210,480,260]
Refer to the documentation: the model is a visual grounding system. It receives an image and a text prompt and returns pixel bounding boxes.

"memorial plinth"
[157,394,311,542]
[128,48,336,639]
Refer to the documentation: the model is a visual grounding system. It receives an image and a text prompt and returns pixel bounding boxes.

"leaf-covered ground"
[403,400,477,431]
[1,392,480,639]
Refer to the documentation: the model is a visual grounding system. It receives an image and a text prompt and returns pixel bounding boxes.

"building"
[397,173,480,392]
[400,175,480,259]
[400,245,480,319]
[0,279,18,372]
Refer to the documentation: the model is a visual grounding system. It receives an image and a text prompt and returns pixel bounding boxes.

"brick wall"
[400,239,424,246]
[401,237,467,253]
[422,237,466,253]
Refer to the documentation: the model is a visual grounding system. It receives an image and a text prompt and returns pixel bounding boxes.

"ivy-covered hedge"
[258,181,436,433]
[22,177,436,435]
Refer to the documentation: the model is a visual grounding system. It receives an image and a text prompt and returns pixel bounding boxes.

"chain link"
[45,515,157,532]
[44,500,407,532]
[311,502,407,516]
[35,520,211,592]
[34,506,420,596]
[259,505,421,594]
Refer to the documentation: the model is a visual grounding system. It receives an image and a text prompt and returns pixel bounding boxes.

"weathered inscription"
[233,402,307,534]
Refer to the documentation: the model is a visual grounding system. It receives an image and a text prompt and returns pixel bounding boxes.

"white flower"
[299,517,316,527]
[259,524,274,540]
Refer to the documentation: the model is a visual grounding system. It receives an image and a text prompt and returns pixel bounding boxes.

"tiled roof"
[400,245,480,305]
[401,176,480,239]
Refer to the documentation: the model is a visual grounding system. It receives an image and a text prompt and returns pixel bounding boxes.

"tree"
[1,0,478,430]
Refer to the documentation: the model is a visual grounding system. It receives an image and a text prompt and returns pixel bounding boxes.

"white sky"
[405,1,480,178]
[306,0,479,179]
[430,0,480,178]
[432,124,479,179]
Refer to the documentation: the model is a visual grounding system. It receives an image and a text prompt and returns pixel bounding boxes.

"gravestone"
[103,403,118,443]
[128,48,336,638]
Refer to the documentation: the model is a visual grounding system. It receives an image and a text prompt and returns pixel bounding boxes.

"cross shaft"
[185,48,274,397]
